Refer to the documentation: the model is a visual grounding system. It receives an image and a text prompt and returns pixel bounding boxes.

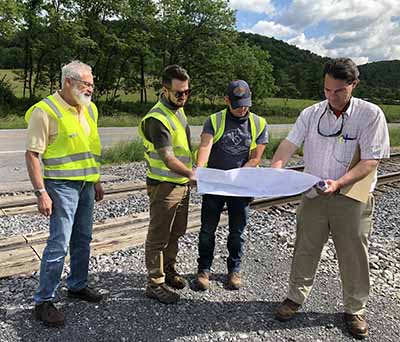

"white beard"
[72,86,91,107]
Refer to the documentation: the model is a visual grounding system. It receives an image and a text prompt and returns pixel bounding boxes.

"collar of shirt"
[160,93,181,112]
[226,108,249,122]
[326,97,354,118]
[53,91,83,115]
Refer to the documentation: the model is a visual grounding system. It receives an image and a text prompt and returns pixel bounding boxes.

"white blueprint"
[196,167,321,197]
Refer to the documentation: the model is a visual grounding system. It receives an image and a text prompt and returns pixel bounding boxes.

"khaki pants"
[287,193,374,315]
[145,182,190,285]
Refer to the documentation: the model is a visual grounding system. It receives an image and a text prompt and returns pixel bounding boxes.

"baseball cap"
[226,80,252,109]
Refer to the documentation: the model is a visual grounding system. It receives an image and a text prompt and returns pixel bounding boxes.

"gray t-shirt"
[202,109,268,170]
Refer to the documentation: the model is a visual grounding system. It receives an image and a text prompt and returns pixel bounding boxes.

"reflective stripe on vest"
[139,102,191,184]
[147,166,183,179]
[26,96,101,181]
[147,151,191,164]
[42,151,101,166]
[212,109,264,144]
[42,98,63,118]
[44,167,99,178]
[148,107,177,130]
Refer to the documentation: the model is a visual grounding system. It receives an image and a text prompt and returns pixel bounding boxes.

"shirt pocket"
[333,139,358,167]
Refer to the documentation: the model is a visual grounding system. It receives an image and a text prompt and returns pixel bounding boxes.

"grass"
[389,128,400,147]
[101,128,400,166]
[1,67,400,128]
[101,138,144,164]
[0,115,26,129]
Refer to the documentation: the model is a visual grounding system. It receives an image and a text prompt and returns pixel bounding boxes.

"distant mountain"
[240,32,400,103]
[357,61,400,103]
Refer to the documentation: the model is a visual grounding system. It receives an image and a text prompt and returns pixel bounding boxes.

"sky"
[230,0,400,65]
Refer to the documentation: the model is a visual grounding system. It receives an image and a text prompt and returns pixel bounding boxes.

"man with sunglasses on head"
[195,80,268,291]
[25,60,104,327]
[271,58,390,339]
[139,64,195,304]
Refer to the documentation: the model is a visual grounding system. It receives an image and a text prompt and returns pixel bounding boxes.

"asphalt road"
[0,125,294,187]
[1,123,398,188]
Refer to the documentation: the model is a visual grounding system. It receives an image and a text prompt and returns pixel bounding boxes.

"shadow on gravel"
[1,271,351,342]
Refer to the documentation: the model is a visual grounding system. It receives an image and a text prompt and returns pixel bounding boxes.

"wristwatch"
[34,188,46,197]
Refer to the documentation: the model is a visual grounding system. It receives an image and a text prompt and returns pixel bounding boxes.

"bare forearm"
[25,151,44,189]
[158,147,194,178]
[336,160,379,189]
[197,133,213,168]
[197,146,211,168]
[244,144,266,167]
[271,139,298,168]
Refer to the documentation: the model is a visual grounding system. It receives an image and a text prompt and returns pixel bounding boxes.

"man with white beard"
[25,60,104,327]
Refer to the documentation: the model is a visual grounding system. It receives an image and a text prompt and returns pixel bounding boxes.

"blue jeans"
[34,180,95,303]
[197,194,250,273]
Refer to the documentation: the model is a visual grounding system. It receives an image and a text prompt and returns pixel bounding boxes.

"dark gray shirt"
[202,109,268,170]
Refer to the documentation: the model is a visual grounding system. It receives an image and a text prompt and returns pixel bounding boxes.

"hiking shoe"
[275,298,301,321]
[67,287,103,303]
[165,272,188,290]
[227,272,241,290]
[196,271,210,291]
[344,314,369,339]
[145,283,179,304]
[34,302,65,327]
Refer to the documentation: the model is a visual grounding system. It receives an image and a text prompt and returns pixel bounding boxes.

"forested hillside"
[0,0,398,111]
[241,32,400,103]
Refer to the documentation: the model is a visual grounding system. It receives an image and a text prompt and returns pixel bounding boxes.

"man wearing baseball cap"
[195,80,268,290]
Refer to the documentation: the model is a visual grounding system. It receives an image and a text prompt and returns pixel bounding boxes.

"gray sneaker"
[145,283,180,304]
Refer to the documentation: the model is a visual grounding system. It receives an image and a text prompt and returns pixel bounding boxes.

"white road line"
[0,150,25,154]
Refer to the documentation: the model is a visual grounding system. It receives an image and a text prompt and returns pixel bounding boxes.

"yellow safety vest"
[210,109,266,151]
[25,95,101,182]
[139,101,192,184]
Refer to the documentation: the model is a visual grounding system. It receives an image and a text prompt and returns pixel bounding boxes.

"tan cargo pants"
[145,182,190,285]
[287,193,374,315]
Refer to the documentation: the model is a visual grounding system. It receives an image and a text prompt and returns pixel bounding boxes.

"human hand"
[37,192,52,217]
[323,179,341,194]
[95,182,104,201]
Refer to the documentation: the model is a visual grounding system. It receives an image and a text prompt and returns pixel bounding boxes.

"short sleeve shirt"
[286,97,390,188]
[203,109,268,170]
[26,92,90,154]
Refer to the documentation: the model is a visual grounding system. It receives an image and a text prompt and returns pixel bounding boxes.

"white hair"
[61,60,92,88]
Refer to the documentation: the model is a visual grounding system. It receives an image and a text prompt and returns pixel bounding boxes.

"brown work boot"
[145,283,179,304]
[344,314,369,339]
[34,302,65,327]
[275,298,301,321]
[196,271,210,291]
[165,272,188,290]
[227,272,241,290]
[67,287,103,303]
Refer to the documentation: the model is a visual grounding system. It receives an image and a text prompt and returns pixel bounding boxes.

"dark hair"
[323,58,359,83]
[162,64,190,87]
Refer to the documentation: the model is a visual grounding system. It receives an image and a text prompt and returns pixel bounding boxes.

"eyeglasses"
[167,87,191,98]
[70,77,94,89]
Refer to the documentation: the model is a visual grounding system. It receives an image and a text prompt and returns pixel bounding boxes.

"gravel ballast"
[0,162,399,341]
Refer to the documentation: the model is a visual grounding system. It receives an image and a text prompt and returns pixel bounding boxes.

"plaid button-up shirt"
[287,97,390,191]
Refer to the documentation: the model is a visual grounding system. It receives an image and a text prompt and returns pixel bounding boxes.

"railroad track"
[1,170,400,279]
[1,152,399,216]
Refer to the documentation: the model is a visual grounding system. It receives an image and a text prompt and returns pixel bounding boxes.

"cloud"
[243,20,296,39]
[229,0,275,15]
[236,0,400,62]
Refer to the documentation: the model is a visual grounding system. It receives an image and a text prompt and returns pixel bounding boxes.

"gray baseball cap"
[226,80,252,109]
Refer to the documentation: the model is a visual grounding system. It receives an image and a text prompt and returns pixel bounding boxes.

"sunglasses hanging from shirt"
[317,106,356,142]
